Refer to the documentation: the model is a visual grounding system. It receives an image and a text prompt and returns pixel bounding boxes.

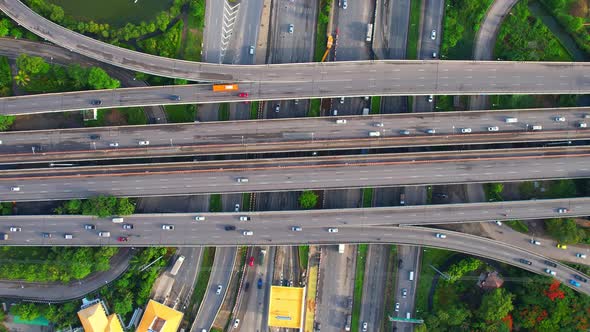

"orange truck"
[212,84,239,92]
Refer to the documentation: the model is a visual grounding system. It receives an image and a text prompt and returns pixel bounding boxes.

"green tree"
[0,19,11,37]
[13,70,30,87]
[116,197,136,216]
[478,288,514,323]
[16,54,50,75]
[298,190,318,209]
[112,292,134,315]
[12,303,41,321]
[446,258,483,283]
[66,64,89,89]
[49,4,64,23]
[82,196,118,217]
[545,218,584,244]
[0,116,13,131]
[87,67,120,89]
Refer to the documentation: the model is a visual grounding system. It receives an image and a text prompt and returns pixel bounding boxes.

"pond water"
[47,0,172,27]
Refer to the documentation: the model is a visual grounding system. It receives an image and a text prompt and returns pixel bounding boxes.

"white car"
[98,231,110,238]
[235,204,240,212]
[426,128,436,134]
[579,122,588,128]
[373,122,384,127]
[495,220,503,226]
[328,228,339,233]
[431,29,436,40]
[233,319,240,328]
[139,140,150,146]
[400,130,411,135]
[216,284,223,295]
[10,186,20,192]
[487,126,499,132]
[395,302,400,312]
[435,233,447,239]
[236,177,249,183]
[162,225,175,230]
[427,95,433,103]
[239,216,251,221]
[545,269,557,276]
[461,128,472,134]
[9,227,21,232]
[109,142,119,147]
[291,226,302,232]
[557,208,569,214]
[340,97,345,104]
[530,239,541,245]
[242,230,254,236]
[362,322,368,332]
[576,253,587,259]
[554,116,566,122]
[194,216,205,221]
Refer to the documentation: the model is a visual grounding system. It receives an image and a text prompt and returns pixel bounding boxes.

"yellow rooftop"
[77,303,123,332]
[137,300,183,332]
[268,286,305,329]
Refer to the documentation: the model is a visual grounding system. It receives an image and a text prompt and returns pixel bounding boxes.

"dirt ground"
[10,112,84,131]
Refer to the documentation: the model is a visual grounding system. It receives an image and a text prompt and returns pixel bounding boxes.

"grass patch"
[495,1,573,61]
[308,99,321,117]
[314,0,333,62]
[242,193,252,212]
[441,0,494,59]
[489,94,577,110]
[362,188,374,208]
[505,220,529,233]
[84,107,148,127]
[406,0,422,59]
[519,179,578,200]
[351,244,368,332]
[370,96,381,114]
[185,247,216,325]
[415,248,456,313]
[219,103,230,121]
[164,104,196,123]
[426,186,433,204]
[250,101,259,119]
[182,14,203,61]
[209,194,222,212]
[0,56,12,97]
[298,245,309,270]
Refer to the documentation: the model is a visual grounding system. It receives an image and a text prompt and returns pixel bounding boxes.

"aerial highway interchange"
[0,0,589,330]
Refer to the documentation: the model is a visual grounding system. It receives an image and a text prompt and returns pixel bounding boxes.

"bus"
[212,84,239,92]
[366,23,373,42]
[170,255,185,276]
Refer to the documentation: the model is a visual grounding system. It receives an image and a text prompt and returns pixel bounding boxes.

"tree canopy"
[55,196,135,217]
[298,190,318,209]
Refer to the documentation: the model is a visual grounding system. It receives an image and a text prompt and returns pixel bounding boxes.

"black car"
[244,282,250,291]
[89,134,101,140]
[224,225,236,231]
[90,99,102,106]
[519,258,532,265]
[122,224,134,230]
[544,260,558,268]
[574,275,588,283]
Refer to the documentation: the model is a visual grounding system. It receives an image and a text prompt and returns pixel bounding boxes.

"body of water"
[48,0,172,27]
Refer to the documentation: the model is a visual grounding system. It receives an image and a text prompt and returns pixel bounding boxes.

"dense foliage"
[545,218,587,244]
[11,247,168,328]
[15,54,120,92]
[298,190,318,209]
[422,254,590,331]
[495,1,572,61]
[441,0,494,58]
[539,0,590,55]
[0,246,117,282]
[54,196,135,217]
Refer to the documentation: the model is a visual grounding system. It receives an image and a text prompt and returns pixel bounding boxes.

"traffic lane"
[386,0,411,59]
[358,244,389,332]
[0,106,590,152]
[2,152,590,200]
[393,246,419,330]
[3,61,590,115]
[419,0,444,60]
[334,0,372,61]
[191,247,237,331]
[4,224,589,295]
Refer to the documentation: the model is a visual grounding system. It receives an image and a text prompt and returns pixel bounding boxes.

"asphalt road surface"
[1,217,588,295]
[190,247,237,332]
[358,244,389,332]
[2,61,590,116]
[1,147,590,201]
[1,107,588,164]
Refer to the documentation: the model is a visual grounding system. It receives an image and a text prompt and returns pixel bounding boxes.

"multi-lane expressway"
[0,147,589,201]
[0,107,588,164]
[0,208,588,295]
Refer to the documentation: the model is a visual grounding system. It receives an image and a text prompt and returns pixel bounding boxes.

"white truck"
[338,244,345,254]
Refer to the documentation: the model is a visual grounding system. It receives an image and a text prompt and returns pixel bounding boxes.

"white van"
[531,125,543,131]
[64,234,73,239]
[505,117,518,123]
[112,217,124,223]
[406,312,411,319]
[409,271,415,281]
[369,131,381,137]
[336,119,347,124]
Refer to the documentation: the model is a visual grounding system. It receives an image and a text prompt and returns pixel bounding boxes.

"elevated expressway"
[0,201,588,295]
[2,0,590,110]
[0,108,589,164]
[0,147,589,201]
